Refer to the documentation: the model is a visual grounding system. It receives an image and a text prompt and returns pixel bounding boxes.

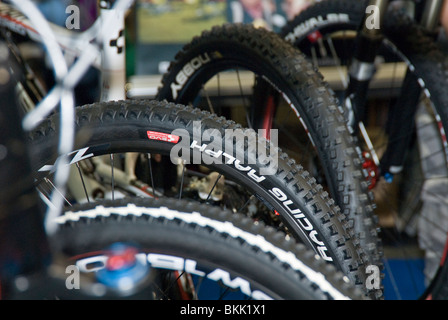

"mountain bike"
[0,0,367,299]
[155,23,384,291]
[1,87,362,300]
[280,0,448,299]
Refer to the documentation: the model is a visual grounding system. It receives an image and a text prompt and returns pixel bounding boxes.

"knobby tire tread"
[28,99,374,296]
[156,23,381,290]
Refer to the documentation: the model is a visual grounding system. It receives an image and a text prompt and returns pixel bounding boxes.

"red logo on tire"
[147,131,180,143]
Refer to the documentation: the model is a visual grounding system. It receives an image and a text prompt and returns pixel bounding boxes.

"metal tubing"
[421,0,444,30]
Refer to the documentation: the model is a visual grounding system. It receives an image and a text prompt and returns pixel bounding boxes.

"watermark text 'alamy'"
[168,121,279,176]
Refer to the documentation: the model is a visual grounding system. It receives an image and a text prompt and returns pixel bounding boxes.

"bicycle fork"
[346,0,422,183]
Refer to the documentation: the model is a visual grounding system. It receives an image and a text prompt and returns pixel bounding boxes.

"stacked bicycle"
[152,0,448,300]
[0,0,369,300]
[276,0,448,299]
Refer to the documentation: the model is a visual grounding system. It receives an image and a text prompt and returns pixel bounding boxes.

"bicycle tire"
[280,0,366,55]
[27,99,375,296]
[281,0,448,300]
[155,23,382,277]
[49,197,365,300]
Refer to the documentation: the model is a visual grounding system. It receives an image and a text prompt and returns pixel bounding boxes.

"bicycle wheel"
[28,99,376,297]
[48,197,364,300]
[281,0,448,299]
[155,23,382,276]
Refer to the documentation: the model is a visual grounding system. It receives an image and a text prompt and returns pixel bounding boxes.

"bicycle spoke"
[75,162,90,203]
[178,160,186,200]
[205,173,222,202]
[110,154,115,201]
[327,37,348,88]
[44,177,72,206]
[147,153,155,196]
[201,84,215,114]
[235,68,252,128]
